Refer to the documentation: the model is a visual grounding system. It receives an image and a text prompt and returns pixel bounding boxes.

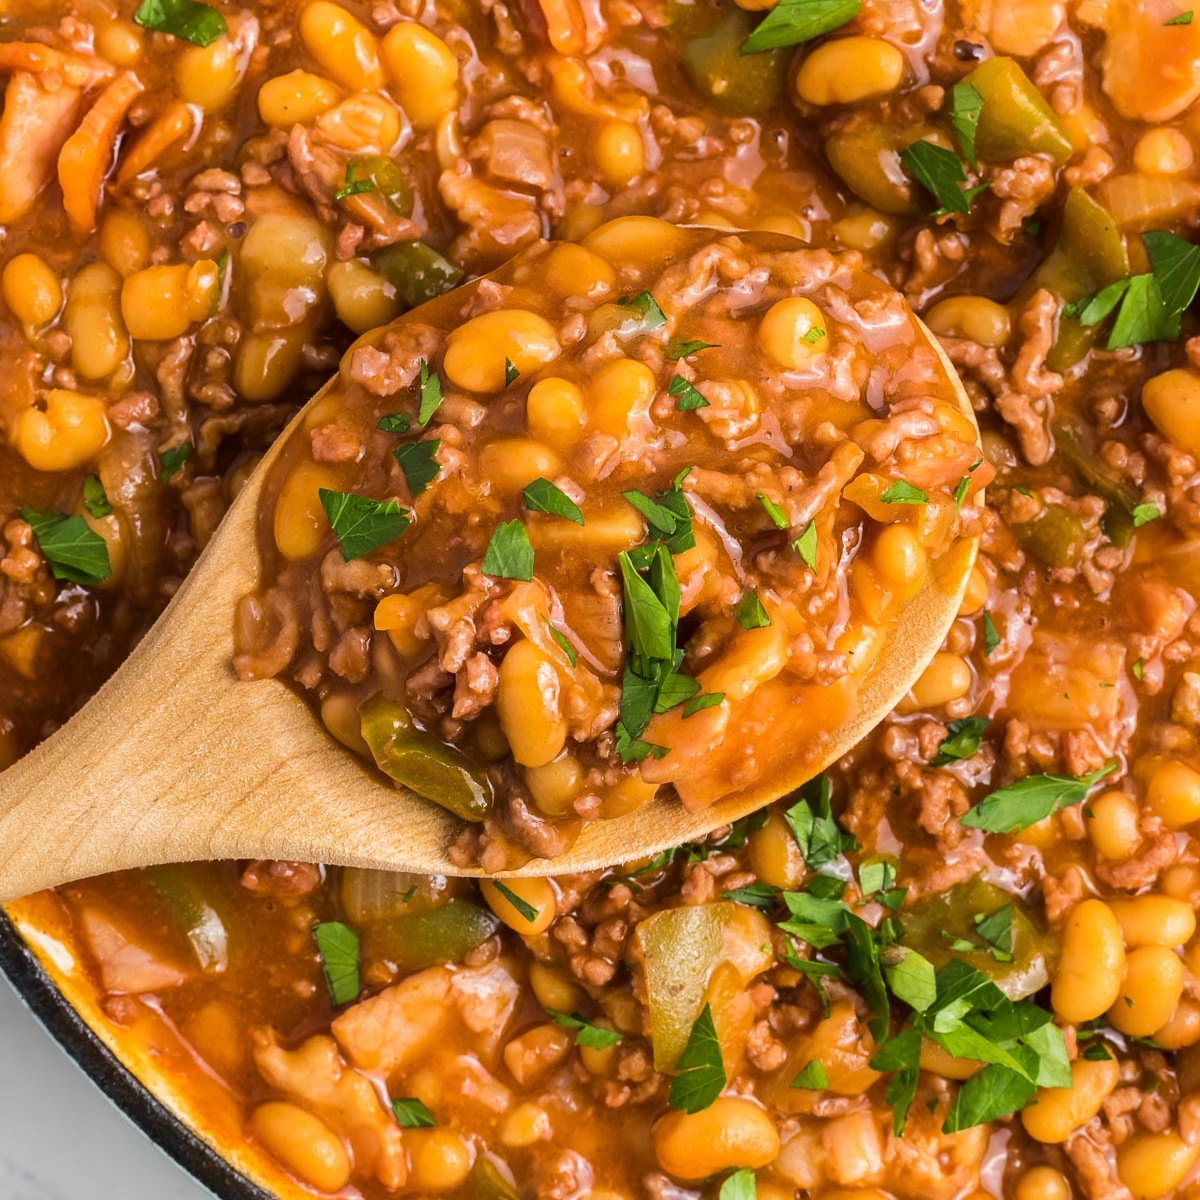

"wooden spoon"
[0,250,981,902]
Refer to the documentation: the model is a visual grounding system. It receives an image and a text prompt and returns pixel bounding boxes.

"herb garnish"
[391,1098,436,1128]
[683,691,724,718]
[522,478,584,525]
[1065,231,1200,349]
[622,484,694,555]
[1132,502,1161,527]
[547,1009,624,1050]
[791,1060,831,1089]
[378,412,412,433]
[320,489,410,561]
[735,588,771,630]
[756,492,789,529]
[504,357,520,387]
[879,480,929,505]
[492,880,539,923]
[931,716,989,765]
[482,520,534,582]
[668,1003,726,1113]
[160,440,193,481]
[393,440,441,495]
[417,359,444,426]
[794,520,818,569]
[785,775,857,871]
[669,374,709,411]
[82,475,112,519]
[20,508,112,584]
[900,140,989,217]
[740,0,860,54]
[666,339,719,359]
[982,611,1000,656]
[546,622,578,667]
[948,82,984,169]
[334,161,375,200]
[313,921,360,1006]
[1132,657,1145,681]
[718,1169,756,1200]
[959,762,1119,833]
[1166,9,1194,23]
[617,290,666,332]
[133,0,227,45]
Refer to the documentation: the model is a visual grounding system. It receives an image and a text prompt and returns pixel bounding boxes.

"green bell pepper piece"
[962,57,1073,167]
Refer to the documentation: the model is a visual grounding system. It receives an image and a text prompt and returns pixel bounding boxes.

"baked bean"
[794,37,906,105]
[1108,945,1184,1037]
[594,120,645,186]
[121,261,218,341]
[924,295,1012,347]
[327,259,401,334]
[1051,899,1124,1024]
[1088,790,1141,860]
[249,1102,351,1193]
[910,652,971,708]
[442,309,561,393]
[1145,759,1200,828]
[98,209,151,277]
[1156,997,1200,1050]
[527,960,584,1013]
[524,754,584,817]
[749,809,804,890]
[757,297,826,369]
[257,70,341,126]
[526,377,587,449]
[11,389,109,472]
[581,215,687,260]
[175,32,244,110]
[1133,128,1194,175]
[1116,1132,1199,1200]
[2,253,61,327]
[273,462,341,560]
[1142,368,1200,456]
[958,563,989,616]
[478,437,562,494]
[1014,1166,1070,1200]
[500,1102,551,1148]
[541,244,615,300]
[588,358,656,436]
[1108,895,1196,948]
[871,524,926,599]
[64,262,129,380]
[653,1097,780,1180]
[381,22,459,129]
[481,876,556,936]
[298,1,383,90]
[1021,1055,1120,1143]
[407,1129,472,1191]
[833,210,897,252]
[495,639,568,768]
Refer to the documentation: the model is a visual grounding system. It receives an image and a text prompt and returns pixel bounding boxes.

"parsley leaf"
[391,1097,436,1128]
[504,357,519,387]
[378,412,412,433]
[492,880,539,923]
[974,905,1014,963]
[735,588,771,630]
[784,774,856,870]
[669,374,709,411]
[794,520,818,569]
[393,440,441,496]
[482,520,534,581]
[683,690,724,718]
[756,492,789,529]
[334,161,375,200]
[719,1169,757,1200]
[900,140,989,216]
[959,762,1119,833]
[617,290,666,332]
[666,338,719,359]
[1132,502,1160,527]
[133,0,227,45]
[954,475,972,510]
[740,0,860,54]
[791,1060,831,1090]
[160,440,193,481]
[722,882,781,909]
[82,474,112,519]
[618,550,675,664]
[523,478,584,525]
[1166,8,1194,21]
[20,508,112,585]
[320,489,410,561]
[547,1009,624,1050]
[982,611,1000,656]
[931,716,989,766]
[880,480,929,505]
[1132,657,1145,681]
[313,921,360,1006]
[949,82,984,170]
[943,1065,1036,1133]
[546,622,577,667]
[668,1003,726,1113]
[885,947,937,1013]
[417,359,444,425]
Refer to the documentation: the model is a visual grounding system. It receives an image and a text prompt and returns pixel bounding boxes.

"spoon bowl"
[0,235,980,901]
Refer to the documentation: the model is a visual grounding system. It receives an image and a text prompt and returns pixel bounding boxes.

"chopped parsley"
[617,290,666,332]
[20,508,112,584]
[82,474,112,519]
[959,761,1119,833]
[621,484,694,555]
[547,1009,624,1050]
[953,475,972,510]
[320,489,411,561]
[417,359,444,426]
[377,412,412,433]
[669,374,709,411]
[948,82,984,170]
[334,161,375,200]
[880,480,929,505]
[756,492,789,529]
[133,0,227,45]
[522,478,584,525]
[982,611,1000,656]
[719,1169,757,1200]
[740,0,860,54]
[393,440,441,495]
[504,357,520,387]
[794,520,818,569]
[784,774,857,872]
[492,880,539,923]
[1065,231,1200,349]
[391,1097,436,1128]
[1132,657,1145,681]
[160,440,193,481]
[931,716,989,766]
[803,325,826,345]
[546,622,578,667]
[313,921,360,1006]
[791,1060,831,1090]
[666,338,719,359]
[900,140,989,217]
[1132,502,1161,527]
[735,588,771,630]
[667,1003,726,1113]
[481,520,534,582]
[683,690,724,718]
[1166,9,1194,22]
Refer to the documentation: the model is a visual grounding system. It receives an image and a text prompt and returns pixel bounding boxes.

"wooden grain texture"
[0,314,979,901]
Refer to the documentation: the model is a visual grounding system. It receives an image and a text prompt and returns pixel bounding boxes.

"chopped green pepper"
[960,57,1073,167]
[902,878,1054,999]
[359,694,492,821]
[1053,419,1139,547]
[1013,503,1087,568]
[363,899,499,971]
[341,155,413,216]
[680,8,788,115]
[824,123,928,216]
[144,864,229,974]
[372,241,465,309]
[467,1155,523,1200]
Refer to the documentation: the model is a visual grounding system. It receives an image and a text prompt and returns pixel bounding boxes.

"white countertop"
[0,979,211,1200]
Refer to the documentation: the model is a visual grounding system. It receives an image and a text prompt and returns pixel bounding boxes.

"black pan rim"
[0,909,274,1200]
